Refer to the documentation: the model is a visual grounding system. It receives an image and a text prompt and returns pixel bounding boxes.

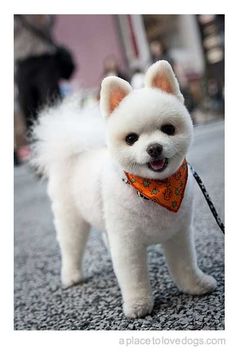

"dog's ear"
[145,60,184,103]
[100,76,132,118]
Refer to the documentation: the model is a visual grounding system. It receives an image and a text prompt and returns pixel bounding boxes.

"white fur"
[32,61,216,319]
[31,95,106,176]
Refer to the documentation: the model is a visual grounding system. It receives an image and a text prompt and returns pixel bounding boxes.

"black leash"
[188,163,225,234]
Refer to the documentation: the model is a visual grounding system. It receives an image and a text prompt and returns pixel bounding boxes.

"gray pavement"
[14,120,224,330]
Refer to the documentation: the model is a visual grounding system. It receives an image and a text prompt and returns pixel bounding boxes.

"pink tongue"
[150,159,165,170]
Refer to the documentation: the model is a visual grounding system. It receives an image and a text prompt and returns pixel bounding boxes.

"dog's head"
[100,60,193,179]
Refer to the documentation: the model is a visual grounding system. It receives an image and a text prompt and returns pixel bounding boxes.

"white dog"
[32,61,216,318]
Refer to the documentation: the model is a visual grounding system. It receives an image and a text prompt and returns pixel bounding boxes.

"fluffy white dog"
[32,61,216,318]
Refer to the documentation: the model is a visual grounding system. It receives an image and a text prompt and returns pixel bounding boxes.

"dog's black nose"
[146,143,163,158]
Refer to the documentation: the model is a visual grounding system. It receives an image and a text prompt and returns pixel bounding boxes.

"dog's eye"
[161,124,176,135]
[125,133,139,145]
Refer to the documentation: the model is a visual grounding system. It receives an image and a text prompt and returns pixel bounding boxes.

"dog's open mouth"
[147,158,168,172]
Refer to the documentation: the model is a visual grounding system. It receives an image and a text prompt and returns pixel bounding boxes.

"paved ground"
[14,120,224,330]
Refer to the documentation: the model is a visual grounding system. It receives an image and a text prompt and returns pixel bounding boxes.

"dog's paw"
[123,297,154,319]
[180,273,217,295]
[61,268,83,288]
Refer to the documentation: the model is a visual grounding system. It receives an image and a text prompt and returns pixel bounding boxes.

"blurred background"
[14,14,224,164]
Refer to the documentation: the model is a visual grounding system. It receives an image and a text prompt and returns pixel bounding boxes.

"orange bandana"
[124,160,188,212]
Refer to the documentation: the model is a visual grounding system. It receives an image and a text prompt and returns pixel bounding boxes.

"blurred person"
[150,38,195,114]
[102,55,129,81]
[14,15,75,132]
[150,39,174,66]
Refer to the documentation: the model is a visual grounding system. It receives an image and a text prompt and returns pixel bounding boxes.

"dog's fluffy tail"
[31,95,105,176]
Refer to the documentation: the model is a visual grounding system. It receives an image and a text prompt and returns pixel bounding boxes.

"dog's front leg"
[162,225,217,295]
[108,234,153,319]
